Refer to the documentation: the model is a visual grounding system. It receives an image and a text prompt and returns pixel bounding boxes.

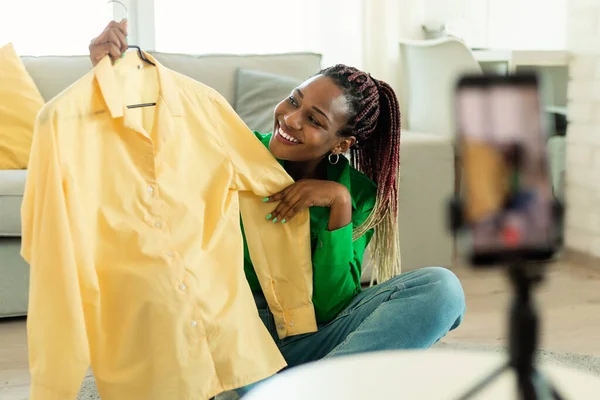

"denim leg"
[324,266,466,358]
[278,267,465,364]
[236,267,465,397]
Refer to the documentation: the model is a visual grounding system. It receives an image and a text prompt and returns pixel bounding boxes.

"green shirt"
[242,132,377,323]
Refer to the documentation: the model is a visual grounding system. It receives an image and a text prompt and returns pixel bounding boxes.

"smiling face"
[269,75,356,162]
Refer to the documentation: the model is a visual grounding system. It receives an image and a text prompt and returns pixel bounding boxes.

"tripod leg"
[455,363,509,400]
[516,369,537,400]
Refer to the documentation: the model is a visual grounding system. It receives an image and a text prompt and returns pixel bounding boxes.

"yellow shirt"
[20,52,317,400]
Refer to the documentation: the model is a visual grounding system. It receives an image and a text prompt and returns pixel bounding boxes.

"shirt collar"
[93,51,183,118]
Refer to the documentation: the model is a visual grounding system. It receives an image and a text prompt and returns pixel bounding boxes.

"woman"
[90,21,466,396]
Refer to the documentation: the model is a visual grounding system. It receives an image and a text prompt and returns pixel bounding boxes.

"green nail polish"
[122,36,128,59]
[272,217,278,223]
[262,197,269,202]
[281,219,286,224]
[266,214,272,220]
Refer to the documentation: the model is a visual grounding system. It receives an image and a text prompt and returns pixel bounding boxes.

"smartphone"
[454,73,559,266]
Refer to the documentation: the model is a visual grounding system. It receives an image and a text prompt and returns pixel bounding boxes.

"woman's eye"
[288,96,298,107]
[309,116,321,126]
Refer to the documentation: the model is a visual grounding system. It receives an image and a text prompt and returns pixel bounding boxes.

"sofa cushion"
[0,43,45,169]
[0,169,26,236]
[20,55,93,102]
[235,68,302,133]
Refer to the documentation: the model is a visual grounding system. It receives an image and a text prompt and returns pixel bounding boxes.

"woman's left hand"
[265,179,351,224]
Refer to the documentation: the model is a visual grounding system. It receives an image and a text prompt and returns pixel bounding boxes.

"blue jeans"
[236,267,466,397]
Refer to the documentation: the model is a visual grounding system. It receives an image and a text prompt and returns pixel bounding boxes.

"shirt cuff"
[273,304,318,340]
[314,223,354,266]
[30,381,79,400]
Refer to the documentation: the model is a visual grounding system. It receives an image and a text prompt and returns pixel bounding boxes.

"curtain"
[360,0,425,93]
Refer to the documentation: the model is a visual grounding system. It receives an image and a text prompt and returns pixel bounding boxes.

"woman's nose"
[284,111,302,130]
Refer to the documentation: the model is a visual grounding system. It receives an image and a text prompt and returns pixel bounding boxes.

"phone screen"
[455,74,556,264]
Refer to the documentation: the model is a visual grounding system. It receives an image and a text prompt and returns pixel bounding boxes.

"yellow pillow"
[0,43,45,169]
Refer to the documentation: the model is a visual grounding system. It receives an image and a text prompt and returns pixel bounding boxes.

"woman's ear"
[335,136,356,154]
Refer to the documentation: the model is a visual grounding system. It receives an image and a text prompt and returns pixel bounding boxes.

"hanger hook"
[106,0,128,18]
[106,0,155,67]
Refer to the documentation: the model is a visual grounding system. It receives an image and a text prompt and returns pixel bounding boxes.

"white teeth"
[279,128,299,143]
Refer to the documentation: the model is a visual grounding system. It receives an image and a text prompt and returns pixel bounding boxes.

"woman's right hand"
[89,20,129,67]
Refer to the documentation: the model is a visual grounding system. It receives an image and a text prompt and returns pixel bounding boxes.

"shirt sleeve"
[209,93,317,339]
[21,108,91,400]
[311,199,376,323]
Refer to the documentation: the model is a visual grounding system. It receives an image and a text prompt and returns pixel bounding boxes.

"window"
[154,0,316,55]
[0,0,112,56]
[153,0,364,68]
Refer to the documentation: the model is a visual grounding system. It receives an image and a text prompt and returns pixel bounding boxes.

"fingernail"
[262,197,269,202]
[272,217,278,223]
[281,219,286,224]
[266,214,272,220]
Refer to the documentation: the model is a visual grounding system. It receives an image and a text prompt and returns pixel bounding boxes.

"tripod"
[456,264,564,400]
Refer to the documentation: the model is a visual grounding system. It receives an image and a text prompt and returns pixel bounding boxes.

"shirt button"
[179,283,187,291]
[166,251,174,258]
[319,240,324,248]
[277,325,284,330]
[154,222,162,229]
[147,186,154,193]
[190,320,197,327]
[289,322,295,327]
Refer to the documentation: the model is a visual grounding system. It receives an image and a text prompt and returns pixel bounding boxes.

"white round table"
[244,349,600,399]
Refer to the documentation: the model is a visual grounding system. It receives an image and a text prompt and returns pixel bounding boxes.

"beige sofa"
[0,52,454,318]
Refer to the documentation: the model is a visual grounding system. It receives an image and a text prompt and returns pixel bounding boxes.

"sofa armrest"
[362,131,455,282]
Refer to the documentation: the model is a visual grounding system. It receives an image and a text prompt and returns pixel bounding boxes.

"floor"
[1,261,599,399]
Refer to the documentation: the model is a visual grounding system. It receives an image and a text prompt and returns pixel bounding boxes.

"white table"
[472,50,570,72]
[244,349,600,399]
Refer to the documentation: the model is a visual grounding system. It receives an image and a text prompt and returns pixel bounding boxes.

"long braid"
[319,65,402,284]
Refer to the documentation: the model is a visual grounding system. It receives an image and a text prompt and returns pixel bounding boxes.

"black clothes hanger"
[127,45,155,66]
[125,45,157,109]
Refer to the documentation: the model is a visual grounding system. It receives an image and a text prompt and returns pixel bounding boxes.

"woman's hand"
[265,180,352,230]
[89,20,129,67]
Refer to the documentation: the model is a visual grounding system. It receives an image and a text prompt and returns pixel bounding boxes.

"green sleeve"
[311,203,375,323]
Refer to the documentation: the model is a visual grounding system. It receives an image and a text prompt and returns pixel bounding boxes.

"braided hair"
[318,64,402,284]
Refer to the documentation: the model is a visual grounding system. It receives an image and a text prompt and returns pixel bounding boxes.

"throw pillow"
[234,68,302,134]
[0,43,45,169]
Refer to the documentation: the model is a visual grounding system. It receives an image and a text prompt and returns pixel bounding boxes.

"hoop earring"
[328,153,340,165]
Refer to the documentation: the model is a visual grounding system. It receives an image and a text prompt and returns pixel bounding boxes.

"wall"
[422,0,567,50]
[564,0,600,257]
